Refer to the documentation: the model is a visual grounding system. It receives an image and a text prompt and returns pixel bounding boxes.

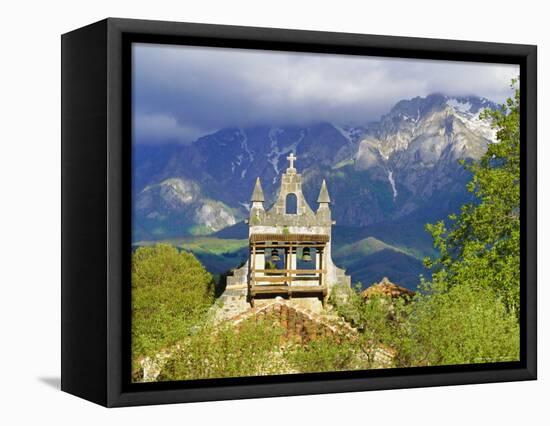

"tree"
[425,80,520,315]
[407,80,522,365]
[400,281,519,366]
[132,244,214,373]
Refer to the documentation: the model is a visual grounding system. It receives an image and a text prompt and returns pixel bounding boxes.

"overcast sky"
[133,43,519,144]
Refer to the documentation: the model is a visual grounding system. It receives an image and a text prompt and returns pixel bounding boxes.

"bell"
[271,248,280,262]
[302,247,311,262]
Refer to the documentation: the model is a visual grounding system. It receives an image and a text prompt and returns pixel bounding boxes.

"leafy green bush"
[331,280,519,368]
[132,244,215,372]
[287,335,360,373]
[159,319,284,380]
[400,281,519,366]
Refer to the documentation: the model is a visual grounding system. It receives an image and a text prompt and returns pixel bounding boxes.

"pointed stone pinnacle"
[317,179,331,204]
[251,177,265,202]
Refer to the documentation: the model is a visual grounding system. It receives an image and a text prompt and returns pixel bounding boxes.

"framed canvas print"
[61,18,537,407]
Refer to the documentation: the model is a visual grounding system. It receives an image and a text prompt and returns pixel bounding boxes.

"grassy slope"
[333,236,414,263]
[331,236,428,290]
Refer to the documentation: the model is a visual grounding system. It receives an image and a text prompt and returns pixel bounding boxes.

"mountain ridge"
[133,94,497,241]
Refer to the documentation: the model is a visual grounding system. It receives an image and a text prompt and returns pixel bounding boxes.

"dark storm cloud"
[132,43,518,144]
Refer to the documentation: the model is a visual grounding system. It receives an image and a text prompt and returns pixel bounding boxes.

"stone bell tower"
[225,153,351,310]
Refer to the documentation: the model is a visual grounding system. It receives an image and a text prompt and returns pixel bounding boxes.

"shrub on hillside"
[159,319,284,380]
[132,244,215,373]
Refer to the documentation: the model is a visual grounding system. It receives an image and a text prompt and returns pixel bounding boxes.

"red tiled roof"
[362,277,415,299]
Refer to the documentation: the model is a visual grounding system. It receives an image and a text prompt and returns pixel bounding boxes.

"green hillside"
[133,237,249,276]
[331,237,427,289]
[333,236,413,262]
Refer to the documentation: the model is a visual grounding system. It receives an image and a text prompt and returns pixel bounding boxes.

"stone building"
[225,153,351,311]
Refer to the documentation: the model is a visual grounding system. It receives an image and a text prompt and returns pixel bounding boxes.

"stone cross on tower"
[286,152,297,172]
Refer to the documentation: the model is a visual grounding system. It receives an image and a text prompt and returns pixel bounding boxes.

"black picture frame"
[61,17,537,407]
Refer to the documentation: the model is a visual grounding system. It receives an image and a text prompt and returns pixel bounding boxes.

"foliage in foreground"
[132,244,215,372]
[161,319,366,380]
[287,335,361,373]
[401,281,519,366]
[159,319,285,380]
[332,282,519,368]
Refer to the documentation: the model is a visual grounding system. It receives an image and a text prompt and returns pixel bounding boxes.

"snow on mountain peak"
[446,98,473,114]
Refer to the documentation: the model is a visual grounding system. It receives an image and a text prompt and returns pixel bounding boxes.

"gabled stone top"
[249,153,333,227]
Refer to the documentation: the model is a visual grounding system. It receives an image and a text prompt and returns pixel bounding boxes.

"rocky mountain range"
[133,93,497,243]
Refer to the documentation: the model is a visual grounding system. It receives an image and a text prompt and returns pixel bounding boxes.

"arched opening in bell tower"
[285,193,297,214]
